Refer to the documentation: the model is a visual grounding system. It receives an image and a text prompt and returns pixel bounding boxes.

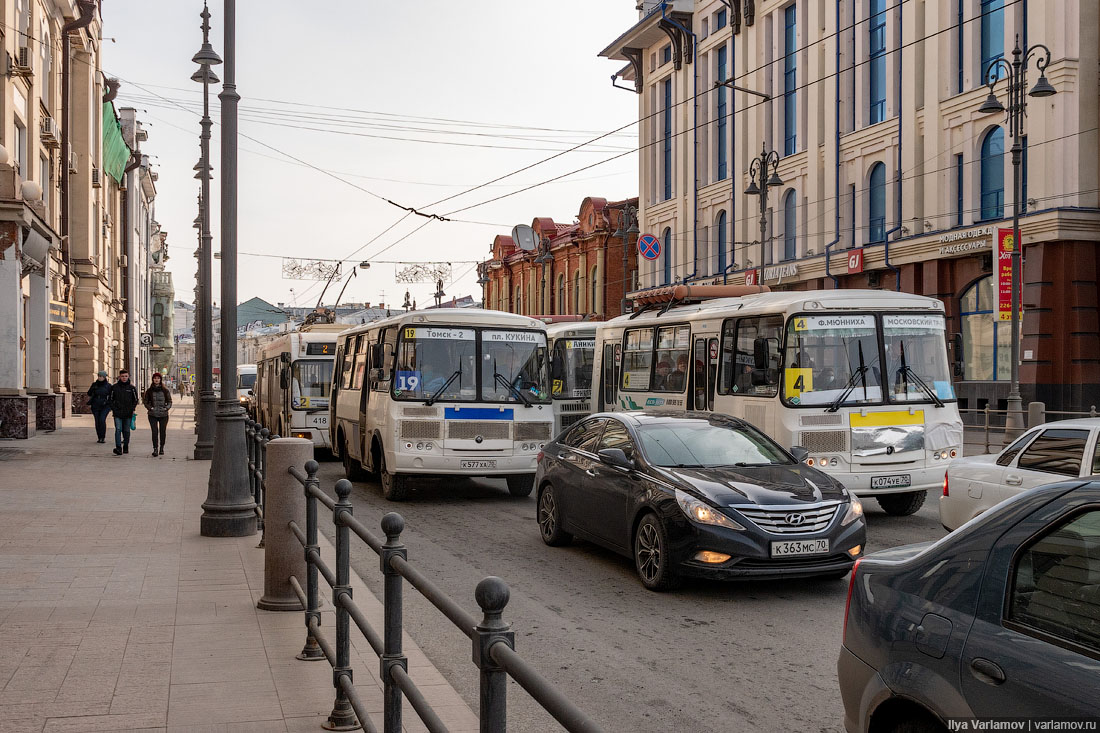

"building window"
[40,155,49,212]
[716,8,727,30]
[782,189,797,260]
[573,270,582,313]
[13,119,26,178]
[557,274,566,314]
[716,211,727,274]
[957,0,965,93]
[960,275,1012,380]
[153,303,164,336]
[662,78,673,201]
[980,126,1005,220]
[662,226,672,285]
[869,162,886,243]
[980,0,1005,80]
[661,44,672,66]
[869,0,887,124]
[716,44,728,181]
[955,154,965,226]
[590,266,598,313]
[515,286,521,314]
[783,4,797,155]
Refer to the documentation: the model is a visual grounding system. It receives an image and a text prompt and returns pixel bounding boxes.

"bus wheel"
[342,439,367,482]
[876,490,927,516]
[506,474,534,498]
[379,452,409,501]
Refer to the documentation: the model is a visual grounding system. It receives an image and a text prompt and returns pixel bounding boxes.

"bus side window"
[352,335,368,390]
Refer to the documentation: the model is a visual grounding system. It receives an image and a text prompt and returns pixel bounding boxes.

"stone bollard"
[257,438,314,611]
[1027,401,1046,429]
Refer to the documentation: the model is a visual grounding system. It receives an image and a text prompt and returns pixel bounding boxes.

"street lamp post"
[744,141,784,287]
[612,204,639,314]
[976,36,1056,441]
[202,0,255,537]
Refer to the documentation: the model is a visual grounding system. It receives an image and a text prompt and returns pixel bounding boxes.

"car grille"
[515,422,551,441]
[733,502,842,534]
[400,421,441,440]
[447,421,511,440]
[799,430,848,453]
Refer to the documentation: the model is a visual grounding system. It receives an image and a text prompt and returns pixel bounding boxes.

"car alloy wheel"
[537,484,572,547]
[633,513,679,591]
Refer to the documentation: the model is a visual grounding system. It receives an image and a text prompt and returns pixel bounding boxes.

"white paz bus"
[592,287,963,515]
[546,321,597,435]
[330,309,554,500]
[255,322,344,451]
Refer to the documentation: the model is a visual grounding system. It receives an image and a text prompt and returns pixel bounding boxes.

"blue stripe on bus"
[444,407,514,421]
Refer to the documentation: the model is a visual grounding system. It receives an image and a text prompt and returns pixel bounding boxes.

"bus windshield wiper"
[826,365,869,413]
[494,371,532,407]
[425,370,460,406]
[897,365,944,407]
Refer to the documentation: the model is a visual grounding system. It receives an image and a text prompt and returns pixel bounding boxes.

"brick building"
[481,196,640,320]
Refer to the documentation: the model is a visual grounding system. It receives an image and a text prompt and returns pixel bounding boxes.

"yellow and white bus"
[330,309,554,500]
[255,322,344,451]
[546,321,597,436]
[592,286,963,515]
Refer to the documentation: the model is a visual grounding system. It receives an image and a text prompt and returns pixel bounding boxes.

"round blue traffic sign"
[638,233,661,261]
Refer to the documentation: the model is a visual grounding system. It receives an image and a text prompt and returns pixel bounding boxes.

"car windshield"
[782,314,882,407]
[881,315,956,403]
[237,373,256,389]
[551,338,594,399]
[394,327,478,402]
[291,360,333,410]
[636,420,791,468]
[481,330,551,404]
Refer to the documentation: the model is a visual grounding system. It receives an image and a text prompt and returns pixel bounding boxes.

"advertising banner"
[996,228,1017,321]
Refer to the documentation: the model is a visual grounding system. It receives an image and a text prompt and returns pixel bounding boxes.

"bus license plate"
[871,474,911,489]
[771,539,830,557]
[461,460,497,470]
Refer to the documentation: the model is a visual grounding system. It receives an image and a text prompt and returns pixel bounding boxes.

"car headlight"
[675,489,744,531]
[841,496,864,526]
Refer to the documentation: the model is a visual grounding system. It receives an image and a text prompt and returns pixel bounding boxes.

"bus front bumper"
[836,464,948,496]
[389,451,538,476]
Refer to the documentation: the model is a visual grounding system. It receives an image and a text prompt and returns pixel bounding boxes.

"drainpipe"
[882,4,903,290]
[60,0,97,282]
[661,3,699,282]
[121,152,141,376]
[823,0,843,288]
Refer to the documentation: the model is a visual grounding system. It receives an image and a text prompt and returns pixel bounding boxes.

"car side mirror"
[598,447,633,470]
[790,446,810,463]
[247,390,254,396]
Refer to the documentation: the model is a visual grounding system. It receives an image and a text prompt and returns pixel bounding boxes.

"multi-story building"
[481,196,640,320]
[149,268,173,377]
[601,0,1099,411]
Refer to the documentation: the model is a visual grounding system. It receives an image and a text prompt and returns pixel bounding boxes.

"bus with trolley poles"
[591,285,963,516]
[329,309,554,501]
[544,320,598,435]
[254,322,344,452]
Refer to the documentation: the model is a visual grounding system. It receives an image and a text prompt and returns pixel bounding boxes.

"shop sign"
[937,225,994,255]
[996,228,1021,321]
[847,249,864,274]
[750,263,799,285]
[48,300,72,328]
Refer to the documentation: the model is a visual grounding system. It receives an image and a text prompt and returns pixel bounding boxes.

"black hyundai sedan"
[534,411,867,590]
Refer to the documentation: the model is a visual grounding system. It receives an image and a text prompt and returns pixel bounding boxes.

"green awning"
[101,102,132,183]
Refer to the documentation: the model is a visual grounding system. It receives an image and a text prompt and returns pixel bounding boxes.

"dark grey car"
[838,480,1100,732]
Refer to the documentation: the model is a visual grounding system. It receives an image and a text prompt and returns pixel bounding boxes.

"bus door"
[690,338,716,411]
[599,342,621,411]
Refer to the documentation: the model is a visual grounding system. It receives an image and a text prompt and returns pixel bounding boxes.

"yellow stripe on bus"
[849,410,924,427]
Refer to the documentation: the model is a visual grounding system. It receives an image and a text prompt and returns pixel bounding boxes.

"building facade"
[601,0,1099,411]
[481,196,640,320]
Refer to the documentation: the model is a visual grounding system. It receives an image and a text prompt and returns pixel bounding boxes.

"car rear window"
[1016,429,1090,477]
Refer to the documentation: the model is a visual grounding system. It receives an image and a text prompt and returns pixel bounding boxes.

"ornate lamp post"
[744,142,783,286]
[612,204,639,313]
[976,36,1056,440]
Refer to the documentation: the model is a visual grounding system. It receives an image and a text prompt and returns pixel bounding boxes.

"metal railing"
[284,458,604,733]
[245,416,277,546]
[960,402,1098,454]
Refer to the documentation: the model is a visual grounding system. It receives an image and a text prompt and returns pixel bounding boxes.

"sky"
[101,0,641,312]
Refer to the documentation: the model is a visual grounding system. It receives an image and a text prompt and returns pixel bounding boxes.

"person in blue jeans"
[108,369,140,455]
[86,370,113,443]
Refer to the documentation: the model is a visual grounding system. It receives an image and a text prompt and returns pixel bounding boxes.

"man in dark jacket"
[108,369,140,455]
[86,370,113,443]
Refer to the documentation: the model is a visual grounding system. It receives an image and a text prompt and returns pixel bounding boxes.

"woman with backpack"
[142,372,173,456]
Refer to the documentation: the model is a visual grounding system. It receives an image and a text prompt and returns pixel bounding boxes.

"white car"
[940,418,1100,531]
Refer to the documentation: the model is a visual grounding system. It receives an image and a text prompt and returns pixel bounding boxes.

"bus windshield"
[394,327,478,402]
[291,360,333,410]
[782,314,882,407]
[882,314,955,403]
[550,338,594,400]
[237,373,256,389]
[482,330,551,404]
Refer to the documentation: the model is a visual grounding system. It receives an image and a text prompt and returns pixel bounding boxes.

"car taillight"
[842,558,863,643]
[942,473,949,497]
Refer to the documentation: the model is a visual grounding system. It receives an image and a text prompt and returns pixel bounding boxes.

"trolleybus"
[592,286,963,515]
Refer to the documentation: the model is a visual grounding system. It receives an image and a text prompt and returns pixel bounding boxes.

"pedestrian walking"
[86,370,113,443]
[142,372,173,457]
[108,369,140,456]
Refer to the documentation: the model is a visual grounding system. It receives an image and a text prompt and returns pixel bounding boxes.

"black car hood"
[653,464,847,506]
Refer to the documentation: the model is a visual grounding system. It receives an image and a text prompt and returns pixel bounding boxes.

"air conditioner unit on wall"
[91,166,101,187]
[41,116,58,143]
[12,46,31,75]
[67,146,77,174]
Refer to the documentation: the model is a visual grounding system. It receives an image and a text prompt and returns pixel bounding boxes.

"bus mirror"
[369,343,384,367]
[279,368,289,391]
[750,368,768,386]
[370,368,385,382]
[753,337,769,370]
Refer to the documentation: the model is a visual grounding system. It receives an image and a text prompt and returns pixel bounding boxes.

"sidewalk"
[0,398,477,733]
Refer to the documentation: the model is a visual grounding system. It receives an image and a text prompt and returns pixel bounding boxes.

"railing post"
[474,577,515,733]
[297,459,326,661]
[257,438,311,611]
[983,406,990,454]
[1027,401,1046,429]
[245,418,254,496]
[324,479,360,731]
[257,428,273,549]
[379,512,408,733]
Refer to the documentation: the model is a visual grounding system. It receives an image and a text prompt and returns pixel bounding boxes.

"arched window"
[959,275,1012,380]
[557,273,566,314]
[515,286,521,314]
[716,211,727,274]
[782,190,797,260]
[980,127,1005,220]
[662,227,672,284]
[590,266,598,314]
[869,162,886,243]
[573,270,582,313]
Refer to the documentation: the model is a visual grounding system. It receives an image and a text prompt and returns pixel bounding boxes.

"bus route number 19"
[395,371,421,392]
